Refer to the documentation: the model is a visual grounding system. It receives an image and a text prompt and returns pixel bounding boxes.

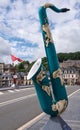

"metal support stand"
[43,116,72,130]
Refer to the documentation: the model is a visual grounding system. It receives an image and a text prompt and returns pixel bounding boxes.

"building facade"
[60,60,80,85]
[0,63,32,87]
[60,60,80,68]
[61,67,80,85]
[0,63,5,74]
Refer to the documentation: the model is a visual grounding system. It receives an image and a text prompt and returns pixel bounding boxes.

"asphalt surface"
[0,85,80,130]
[61,89,80,130]
[0,87,42,130]
[19,85,80,130]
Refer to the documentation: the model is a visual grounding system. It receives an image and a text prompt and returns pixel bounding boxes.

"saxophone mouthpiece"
[61,8,70,12]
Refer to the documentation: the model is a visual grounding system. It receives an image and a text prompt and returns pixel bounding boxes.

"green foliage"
[15,51,80,72]
[42,51,80,69]
[15,60,30,72]
[42,57,48,70]
[26,61,35,73]
[58,51,80,62]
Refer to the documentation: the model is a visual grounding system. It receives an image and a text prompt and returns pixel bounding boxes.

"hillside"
[15,51,80,72]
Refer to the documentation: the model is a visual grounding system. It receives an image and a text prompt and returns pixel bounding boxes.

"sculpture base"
[43,116,72,130]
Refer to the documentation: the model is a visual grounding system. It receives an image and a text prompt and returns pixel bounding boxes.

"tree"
[58,51,80,62]
[15,60,30,72]
[15,51,80,72]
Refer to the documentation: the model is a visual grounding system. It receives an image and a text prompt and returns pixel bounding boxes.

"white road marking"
[0,87,34,95]
[15,89,20,92]
[0,92,4,95]
[8,90,14,93]
[65,119,80,127]
[17,113,45,130]
[21,88,34,91]
[17,88,80,130]
[0,94,36,107]
[21,88,30,91]
[65,119,80,124]
[68,89,80,98]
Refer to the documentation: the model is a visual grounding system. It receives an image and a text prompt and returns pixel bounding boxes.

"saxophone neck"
[39,3,70,25]
[42,3,62,13]
[39,3,61,25]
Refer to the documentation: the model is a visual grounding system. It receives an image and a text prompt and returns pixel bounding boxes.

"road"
[0,85,80,130]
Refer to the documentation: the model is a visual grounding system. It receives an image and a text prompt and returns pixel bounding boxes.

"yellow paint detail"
[42,23,54,47]
[36,70,46,83]
[43,3,54,8]
[52,99,67,113]
[52,68,63,85]
[42,85,51,96]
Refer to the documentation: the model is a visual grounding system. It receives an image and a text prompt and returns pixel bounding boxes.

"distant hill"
[58,51,80,62]
[15,51,80,72]
[42,51,80,69]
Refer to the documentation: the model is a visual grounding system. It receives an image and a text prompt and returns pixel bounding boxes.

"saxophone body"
[27,3,70,117]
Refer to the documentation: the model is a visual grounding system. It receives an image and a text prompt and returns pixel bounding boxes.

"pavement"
[21,88,80,130]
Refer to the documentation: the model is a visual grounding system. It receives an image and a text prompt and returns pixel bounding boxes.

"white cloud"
[0,37,12,63]
[0,37,11,55]
[0,0,10,6]
[52,19,80,53]
[0,0,80,64]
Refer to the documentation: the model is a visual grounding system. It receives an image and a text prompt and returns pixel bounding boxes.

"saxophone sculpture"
[27,3,70,117]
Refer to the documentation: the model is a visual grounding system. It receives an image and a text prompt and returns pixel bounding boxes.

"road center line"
[0,94,36,107]
[17,113,46,130]
[68,89,80,98]
[17,88,80,130]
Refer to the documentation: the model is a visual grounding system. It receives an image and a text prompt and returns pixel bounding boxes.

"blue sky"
[0,0,80,64]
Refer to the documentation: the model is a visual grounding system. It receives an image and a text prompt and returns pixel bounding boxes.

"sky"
[0,0,80,64]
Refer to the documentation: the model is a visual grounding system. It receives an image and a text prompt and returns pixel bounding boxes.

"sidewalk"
[24,89,80,130]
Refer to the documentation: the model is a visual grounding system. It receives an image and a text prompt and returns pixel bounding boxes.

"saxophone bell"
[27,58,58,116]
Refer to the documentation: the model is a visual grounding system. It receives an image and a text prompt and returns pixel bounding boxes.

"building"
[0,63,32,87]
[0,63,15,74]
[0,63,5,74]
[61,67,80,85]
[60,60,80,68]
[0,63,16,87]
[60,60,80,85]
[24,75,33,85]
[4,64,15,74]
